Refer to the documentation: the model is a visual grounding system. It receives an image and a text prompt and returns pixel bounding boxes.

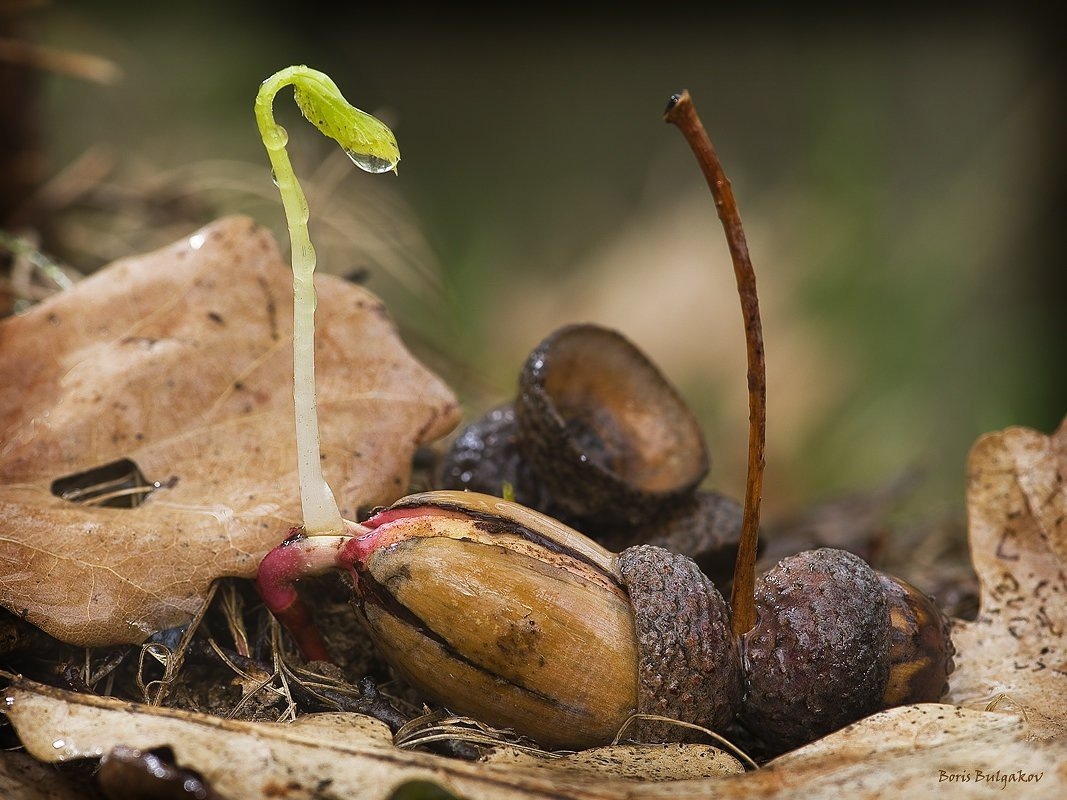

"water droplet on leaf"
[345,149,397,174]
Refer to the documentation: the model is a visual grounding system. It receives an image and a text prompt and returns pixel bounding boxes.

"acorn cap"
[516,323,709,529]
[618,544,741,742]
[643,489,745,587]
[740,547,890,754]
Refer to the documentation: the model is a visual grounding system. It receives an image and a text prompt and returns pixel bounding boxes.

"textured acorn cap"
[879,573,955,706]
[618,544,741,742]
[740,547,890,754]
[516,323,709,529]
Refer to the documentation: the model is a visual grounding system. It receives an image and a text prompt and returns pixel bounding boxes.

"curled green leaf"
[292,71,400,174]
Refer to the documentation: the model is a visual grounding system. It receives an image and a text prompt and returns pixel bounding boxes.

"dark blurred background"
[2,1,1064,535]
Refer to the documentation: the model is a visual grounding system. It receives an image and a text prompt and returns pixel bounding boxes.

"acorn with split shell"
[249,74,746,752]
[256,489,742,751]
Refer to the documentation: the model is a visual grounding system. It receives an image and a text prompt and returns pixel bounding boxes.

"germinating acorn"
[738,547,955,755]
[256,490,741,751]
[252,72,740,753]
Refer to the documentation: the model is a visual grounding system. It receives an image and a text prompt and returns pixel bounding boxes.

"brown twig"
[664,90,766,636]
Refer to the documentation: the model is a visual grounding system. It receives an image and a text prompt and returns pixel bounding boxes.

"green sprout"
[255,65,400,535]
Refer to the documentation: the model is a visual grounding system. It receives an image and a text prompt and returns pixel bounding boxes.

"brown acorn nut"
[515,323,709,529]
[879,573,956,706]
[256,490,741,751]
[738,547,954,755]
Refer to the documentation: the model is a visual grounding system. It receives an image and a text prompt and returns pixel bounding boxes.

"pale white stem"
[256,69,343,535]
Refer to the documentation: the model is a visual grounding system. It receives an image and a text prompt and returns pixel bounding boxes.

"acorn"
[256,490,742,751]
[738,547,955,755]
[436,324,746,572]
[879,572,956,707]
[253,87,953,758]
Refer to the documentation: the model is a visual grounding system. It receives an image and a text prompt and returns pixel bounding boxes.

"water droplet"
[345,149,397,174]
[52,739,66,749]
[270,169,279,187]
[264,125,289,151]
[188,232,206,250]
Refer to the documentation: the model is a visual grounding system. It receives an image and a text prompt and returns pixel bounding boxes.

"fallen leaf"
[0,215,460,646]
[4,676,746,800]
[480,742,745,781]
[761,703,1065,796]
[947,418,1067,739]
[6,675,1066,799]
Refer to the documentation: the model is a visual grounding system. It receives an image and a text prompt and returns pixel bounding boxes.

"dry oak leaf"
[761,703,1065,797]
[4,677,1067,799]
[480,742,745,781]
[2,678,744,800]
[947,415,1067,739]
[0,215,459,646]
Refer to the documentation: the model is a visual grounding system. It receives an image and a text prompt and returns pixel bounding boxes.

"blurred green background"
[3,1,1063,530]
